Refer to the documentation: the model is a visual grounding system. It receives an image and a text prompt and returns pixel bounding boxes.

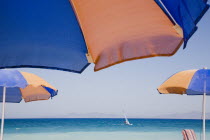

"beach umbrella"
[158,68,210,140]
[0,69,57,140]
[0,0,209,73]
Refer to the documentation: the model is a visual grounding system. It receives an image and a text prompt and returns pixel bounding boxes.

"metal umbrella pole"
[202,73,207,140]
[202,91,206,140]
[0,87,6,140]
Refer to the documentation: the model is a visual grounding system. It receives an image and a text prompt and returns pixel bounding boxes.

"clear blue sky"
[3,5,210,119]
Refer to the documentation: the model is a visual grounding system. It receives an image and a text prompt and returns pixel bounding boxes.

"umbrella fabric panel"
[187,69,210,95]
[158,70,197,94]
[20,72,57,92]
[155,0,209,48]
[0,0,89,73]
[0,70,27,88]
[0,87,22,103]
[71,0,183,71]
[20,72,57,102]
[20,85,51,102]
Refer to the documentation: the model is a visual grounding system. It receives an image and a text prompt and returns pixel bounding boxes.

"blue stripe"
[43,86,58,98]
[155,0,209,49]
[187,69,210,95]
[0,0,89,73]
[0,69,27,88]
[0,87,22,103]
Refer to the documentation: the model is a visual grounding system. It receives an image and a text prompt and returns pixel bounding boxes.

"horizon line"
[3,117,209,120]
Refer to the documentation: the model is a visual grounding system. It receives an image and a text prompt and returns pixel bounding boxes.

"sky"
[2,3,210,119]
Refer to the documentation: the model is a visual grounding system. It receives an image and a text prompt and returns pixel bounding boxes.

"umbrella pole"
[158,0,178,25]
[202,92,206,140]
[0,87,6,140]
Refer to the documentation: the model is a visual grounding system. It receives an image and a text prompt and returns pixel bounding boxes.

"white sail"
[123,112,132,125]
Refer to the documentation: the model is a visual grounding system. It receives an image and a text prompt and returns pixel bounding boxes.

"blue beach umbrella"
[158,68,210,140]
[0,69,57,140]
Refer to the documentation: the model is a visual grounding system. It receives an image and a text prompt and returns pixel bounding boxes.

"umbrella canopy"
[0,69,57,103]
[158,69,210,95]
[0,0,209,73]
[158,68,210,140]
[0,69,58,140]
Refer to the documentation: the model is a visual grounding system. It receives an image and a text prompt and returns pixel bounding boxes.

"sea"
[2,118,210,140]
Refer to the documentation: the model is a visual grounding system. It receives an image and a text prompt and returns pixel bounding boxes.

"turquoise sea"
[2,118,210,140]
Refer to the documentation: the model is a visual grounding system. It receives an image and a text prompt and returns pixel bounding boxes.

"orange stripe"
[158,70,197,95]
[71,0,183,71]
